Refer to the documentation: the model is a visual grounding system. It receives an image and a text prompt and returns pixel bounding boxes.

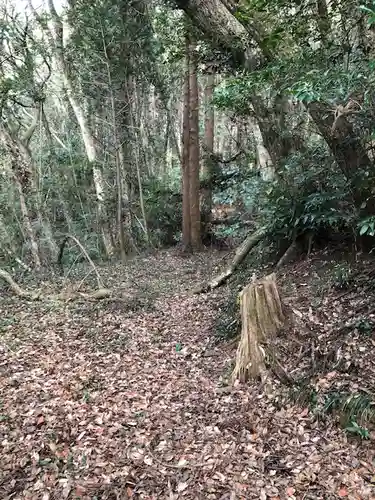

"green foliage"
[354,317,374,335]
[210,140,374,254]
[323,391,375,430]
[360,2,375,26]
[259,147,356,243]
[214,0,375,112]
[331,263,355,290]
[143,179,182,247]
[358,216,375,236]
[345,421,370,439]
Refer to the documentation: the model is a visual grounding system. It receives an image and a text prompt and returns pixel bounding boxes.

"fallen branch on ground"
[193,227,267,293]
[275,240,300,269]
[0,269,39,299]
[0,267,111,302]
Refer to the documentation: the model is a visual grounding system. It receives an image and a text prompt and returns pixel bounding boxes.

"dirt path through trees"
[0,251,374,499]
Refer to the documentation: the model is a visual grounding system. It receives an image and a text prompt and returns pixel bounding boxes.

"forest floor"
[1,248,375,499]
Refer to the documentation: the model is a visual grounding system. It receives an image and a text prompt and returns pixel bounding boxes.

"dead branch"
[275,240,300,269]
[194,227,267,293]
[78,288,112,300]
[210,217,253,227]
[1,234,109,302]
[0,268,37,299]
[2,247,32,272]
[0,267,112,302]
[266,346,295,385]
[58,233,104,288]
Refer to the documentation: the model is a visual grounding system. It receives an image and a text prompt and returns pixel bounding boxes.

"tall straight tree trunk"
[201,72,215,237]
[118,78,138,255]
[188,37,202,250]
[182,32,192,251]
[100,24,128,262]
[23,110,59,260]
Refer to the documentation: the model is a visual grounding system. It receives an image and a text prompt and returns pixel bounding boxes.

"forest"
[1,0,375,498]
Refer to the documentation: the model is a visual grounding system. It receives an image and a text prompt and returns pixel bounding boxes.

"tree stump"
[232,273,286,383]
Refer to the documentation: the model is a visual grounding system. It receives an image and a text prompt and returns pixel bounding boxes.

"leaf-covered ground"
[1,249,375,499]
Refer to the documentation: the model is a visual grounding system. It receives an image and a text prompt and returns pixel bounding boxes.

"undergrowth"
[289,383,374,439]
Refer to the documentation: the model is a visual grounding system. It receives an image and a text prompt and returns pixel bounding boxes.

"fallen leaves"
[0,250,374,498]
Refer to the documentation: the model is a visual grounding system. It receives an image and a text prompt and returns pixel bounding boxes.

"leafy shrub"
[331,263,354,290]
[211,143,361,252]
[323,391,375,435]
[260,146,356,243]
[358,216,375,237]
[142,178,182,247]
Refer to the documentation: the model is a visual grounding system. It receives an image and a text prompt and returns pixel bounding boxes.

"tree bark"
[251,95,303,165]
[182,32,192,251]
[201,73,215,238]
[249,116,274,181]
[188,38,202,250]
[14,178,42,269]
[17,111,59,260]
[316,0,331,46]
[101,25,128,262]
[195,227,267,293]
[307,100,373,210]
[0,127,42,268]
[118,78,138,255]
[174,0,261,69]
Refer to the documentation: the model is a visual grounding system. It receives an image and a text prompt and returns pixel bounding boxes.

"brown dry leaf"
[176,481,189,492]
[177,457,189,468]
[338,487,348,497]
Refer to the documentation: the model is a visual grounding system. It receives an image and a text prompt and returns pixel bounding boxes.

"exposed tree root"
[232,273,288,383]
[57,288,113,302]
[193,227,267,293]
